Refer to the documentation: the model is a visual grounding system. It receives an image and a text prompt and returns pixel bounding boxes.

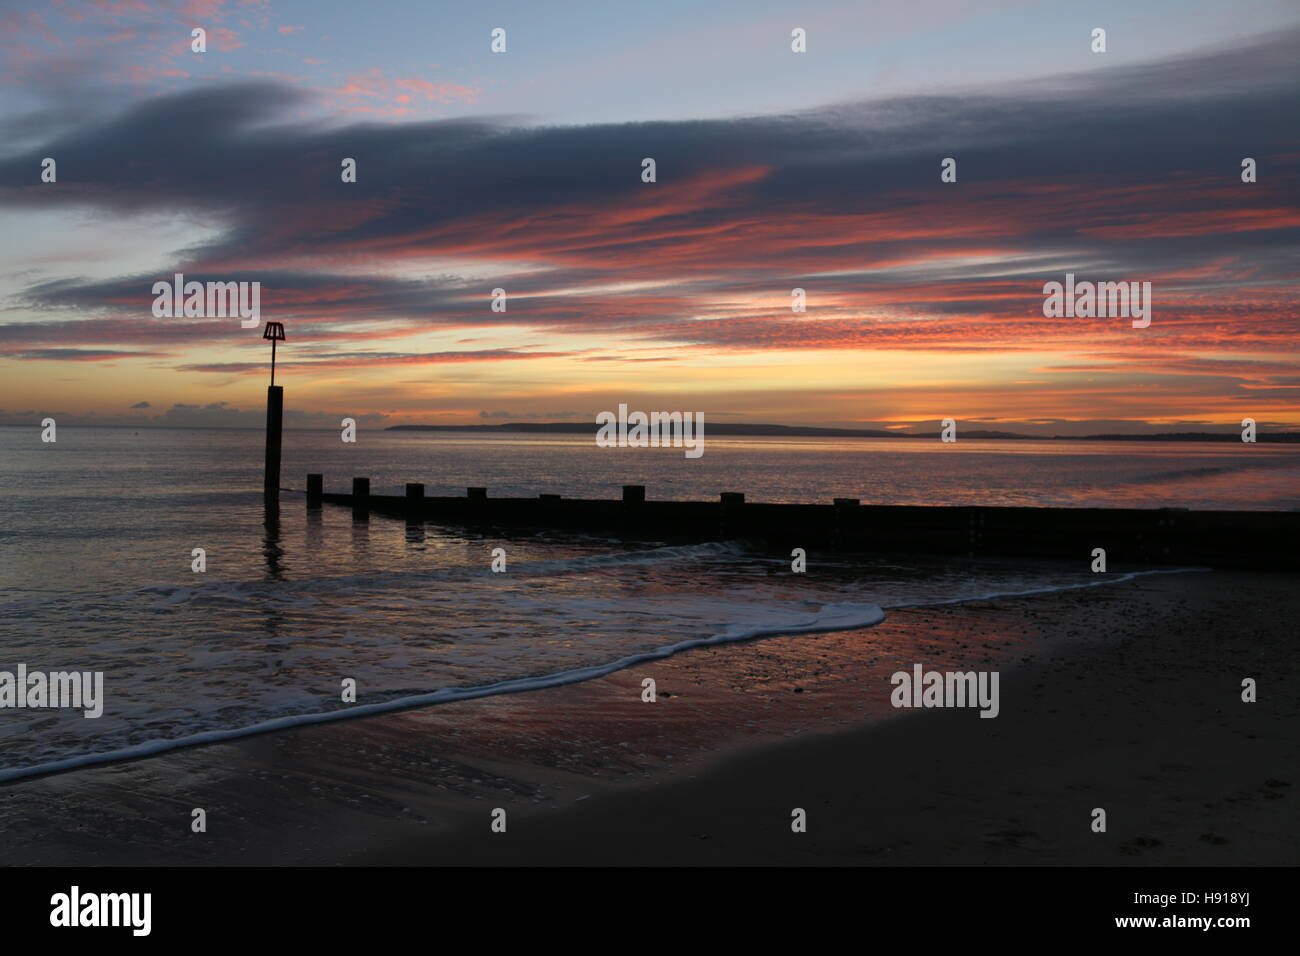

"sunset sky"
[1,0,1297,433]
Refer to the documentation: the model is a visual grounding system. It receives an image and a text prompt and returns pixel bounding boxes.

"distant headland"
[386,423,1300,443]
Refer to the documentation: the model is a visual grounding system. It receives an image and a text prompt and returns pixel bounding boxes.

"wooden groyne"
[301,475,1300,570]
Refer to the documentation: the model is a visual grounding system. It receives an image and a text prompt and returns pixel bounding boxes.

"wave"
[0,565,1206,785]
[1116,465,1239,486]
[0,597,882,783]
[1114,455,1300,490]
[882,566,1207,608]
[0,540,751,614]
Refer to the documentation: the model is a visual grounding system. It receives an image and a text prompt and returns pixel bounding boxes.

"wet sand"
[0,569,1294,866]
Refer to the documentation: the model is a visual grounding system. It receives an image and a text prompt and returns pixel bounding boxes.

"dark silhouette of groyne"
[300,475,1299,570]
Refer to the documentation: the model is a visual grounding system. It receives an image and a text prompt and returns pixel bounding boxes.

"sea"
[1,426,1296,780]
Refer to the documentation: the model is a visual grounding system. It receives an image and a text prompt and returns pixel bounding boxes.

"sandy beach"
[1,568,1294,867]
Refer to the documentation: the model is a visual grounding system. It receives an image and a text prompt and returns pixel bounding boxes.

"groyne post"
[621,484,646,534]
[405,482,425,509]
[306,473,323,507]
[720,491,745,537]
[260,321,286,499]
[264,385,283,497]
[352,477,370,520]
[404,482,425,541]
[833,497,859,549]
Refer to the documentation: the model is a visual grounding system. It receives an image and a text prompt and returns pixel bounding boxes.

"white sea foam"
[881,566,1208,609]
[0,424,1285,782]
[0,563,1207,784]
[0,597,884,782]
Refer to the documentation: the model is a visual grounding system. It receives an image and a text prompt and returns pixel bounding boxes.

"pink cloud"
[212,26,242,50]
[180,0,230,20]
[331,68,478,106]
[393,75,479,103]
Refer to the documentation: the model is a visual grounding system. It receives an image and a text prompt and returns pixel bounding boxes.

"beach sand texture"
[0,569,1293,866]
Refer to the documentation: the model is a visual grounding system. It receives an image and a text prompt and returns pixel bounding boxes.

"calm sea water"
[1,427,1294,779]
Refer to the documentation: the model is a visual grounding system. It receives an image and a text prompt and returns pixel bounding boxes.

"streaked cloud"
[0,13,1297,427]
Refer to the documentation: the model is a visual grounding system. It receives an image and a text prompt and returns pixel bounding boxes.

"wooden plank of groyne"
[304,476,1299,569]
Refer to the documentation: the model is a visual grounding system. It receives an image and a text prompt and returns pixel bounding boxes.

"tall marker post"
[263,321,286,498]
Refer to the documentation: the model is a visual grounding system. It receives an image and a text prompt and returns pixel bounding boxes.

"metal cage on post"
[263,321,286,497]
[263,321,286,387]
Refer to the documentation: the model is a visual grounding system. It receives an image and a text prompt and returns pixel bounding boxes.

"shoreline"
[0,569,1294,866]
[0,566,1188,787]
